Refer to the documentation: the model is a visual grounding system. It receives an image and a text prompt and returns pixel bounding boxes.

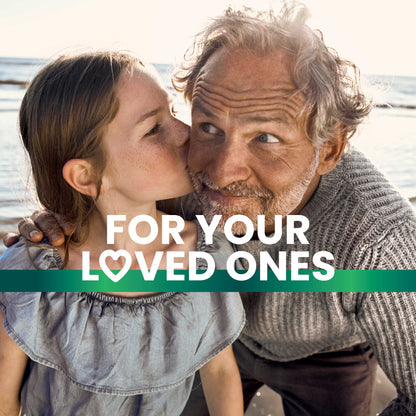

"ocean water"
[0,57,415,252]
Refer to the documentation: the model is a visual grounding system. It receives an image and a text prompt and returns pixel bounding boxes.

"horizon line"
[0,55,415,79]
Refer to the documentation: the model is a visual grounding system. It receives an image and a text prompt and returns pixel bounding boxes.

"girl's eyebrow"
[134,108,162,125]
[135,97,175,125]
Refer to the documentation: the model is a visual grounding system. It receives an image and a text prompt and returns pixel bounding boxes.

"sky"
[0,0,415,76]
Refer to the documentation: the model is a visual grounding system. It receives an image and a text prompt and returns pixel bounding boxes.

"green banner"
[0,270,415,291]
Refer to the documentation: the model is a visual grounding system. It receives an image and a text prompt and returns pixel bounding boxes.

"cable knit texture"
[237,150,416,416]
[178,148,416,416]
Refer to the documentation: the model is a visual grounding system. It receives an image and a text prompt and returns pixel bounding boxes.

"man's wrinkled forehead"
[197,48,295,89]
[192,48,305,121]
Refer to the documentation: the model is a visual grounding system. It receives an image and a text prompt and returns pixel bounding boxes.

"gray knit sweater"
[179,149,416,416]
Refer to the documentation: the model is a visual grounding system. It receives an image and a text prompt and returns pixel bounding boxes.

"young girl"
[0,52,245,415]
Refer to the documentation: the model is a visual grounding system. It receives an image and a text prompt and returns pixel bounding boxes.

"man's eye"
[257,133,280,143]
[145,124,160,137]
[201,123,221,135]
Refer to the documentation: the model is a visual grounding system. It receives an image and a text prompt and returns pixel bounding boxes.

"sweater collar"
[299,151,349,224]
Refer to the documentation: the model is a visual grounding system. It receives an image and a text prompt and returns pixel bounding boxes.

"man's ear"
[62,159,98,198]
[316,128,348,176]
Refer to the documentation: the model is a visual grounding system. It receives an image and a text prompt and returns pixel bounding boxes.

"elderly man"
[169,7,416,416]
[13,4,416,416]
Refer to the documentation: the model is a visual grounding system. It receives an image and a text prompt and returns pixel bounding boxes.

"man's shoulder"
[303,149,416,268]
[326,149,415,225]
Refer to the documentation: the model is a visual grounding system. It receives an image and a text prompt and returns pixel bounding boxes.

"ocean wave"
[0,217,21,227]
[0,80,28,86]
[0,108,19,112]
[0,57,46,66]
[375,103,416,110]
[0,97,22,101]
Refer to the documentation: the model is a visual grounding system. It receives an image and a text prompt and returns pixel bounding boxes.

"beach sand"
[246,366,395,415]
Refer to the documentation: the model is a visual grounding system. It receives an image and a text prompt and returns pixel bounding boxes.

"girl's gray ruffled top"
[0,228,245,416]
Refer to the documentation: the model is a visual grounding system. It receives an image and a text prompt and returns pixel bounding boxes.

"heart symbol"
[99,250,132,283]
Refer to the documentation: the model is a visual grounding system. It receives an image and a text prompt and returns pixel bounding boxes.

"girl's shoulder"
[0,291,245,395]
[0,238,61,270]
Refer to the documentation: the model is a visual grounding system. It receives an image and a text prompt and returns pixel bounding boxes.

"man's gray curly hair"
[173,3,372,147]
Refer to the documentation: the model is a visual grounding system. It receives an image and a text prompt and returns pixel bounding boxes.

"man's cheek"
[187,144,206,171]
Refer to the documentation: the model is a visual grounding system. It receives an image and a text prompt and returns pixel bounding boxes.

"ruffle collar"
[0,291,244,395]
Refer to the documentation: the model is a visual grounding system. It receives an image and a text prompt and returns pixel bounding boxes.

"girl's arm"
[199,345,244,416]
[0,310,28,416]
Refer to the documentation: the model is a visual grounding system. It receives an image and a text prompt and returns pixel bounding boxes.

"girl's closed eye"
[145,123,160,137]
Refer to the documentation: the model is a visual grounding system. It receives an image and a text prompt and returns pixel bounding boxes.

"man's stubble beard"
[189,151,320,235]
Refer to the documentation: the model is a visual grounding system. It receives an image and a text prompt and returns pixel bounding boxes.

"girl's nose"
[171,117,190,147]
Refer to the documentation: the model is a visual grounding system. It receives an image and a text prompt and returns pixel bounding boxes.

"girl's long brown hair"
[20,51,142,248]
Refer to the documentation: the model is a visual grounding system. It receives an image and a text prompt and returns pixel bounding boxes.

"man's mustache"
[192,171,273,200]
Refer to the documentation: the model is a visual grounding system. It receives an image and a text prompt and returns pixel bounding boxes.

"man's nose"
[207,140,251,188]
